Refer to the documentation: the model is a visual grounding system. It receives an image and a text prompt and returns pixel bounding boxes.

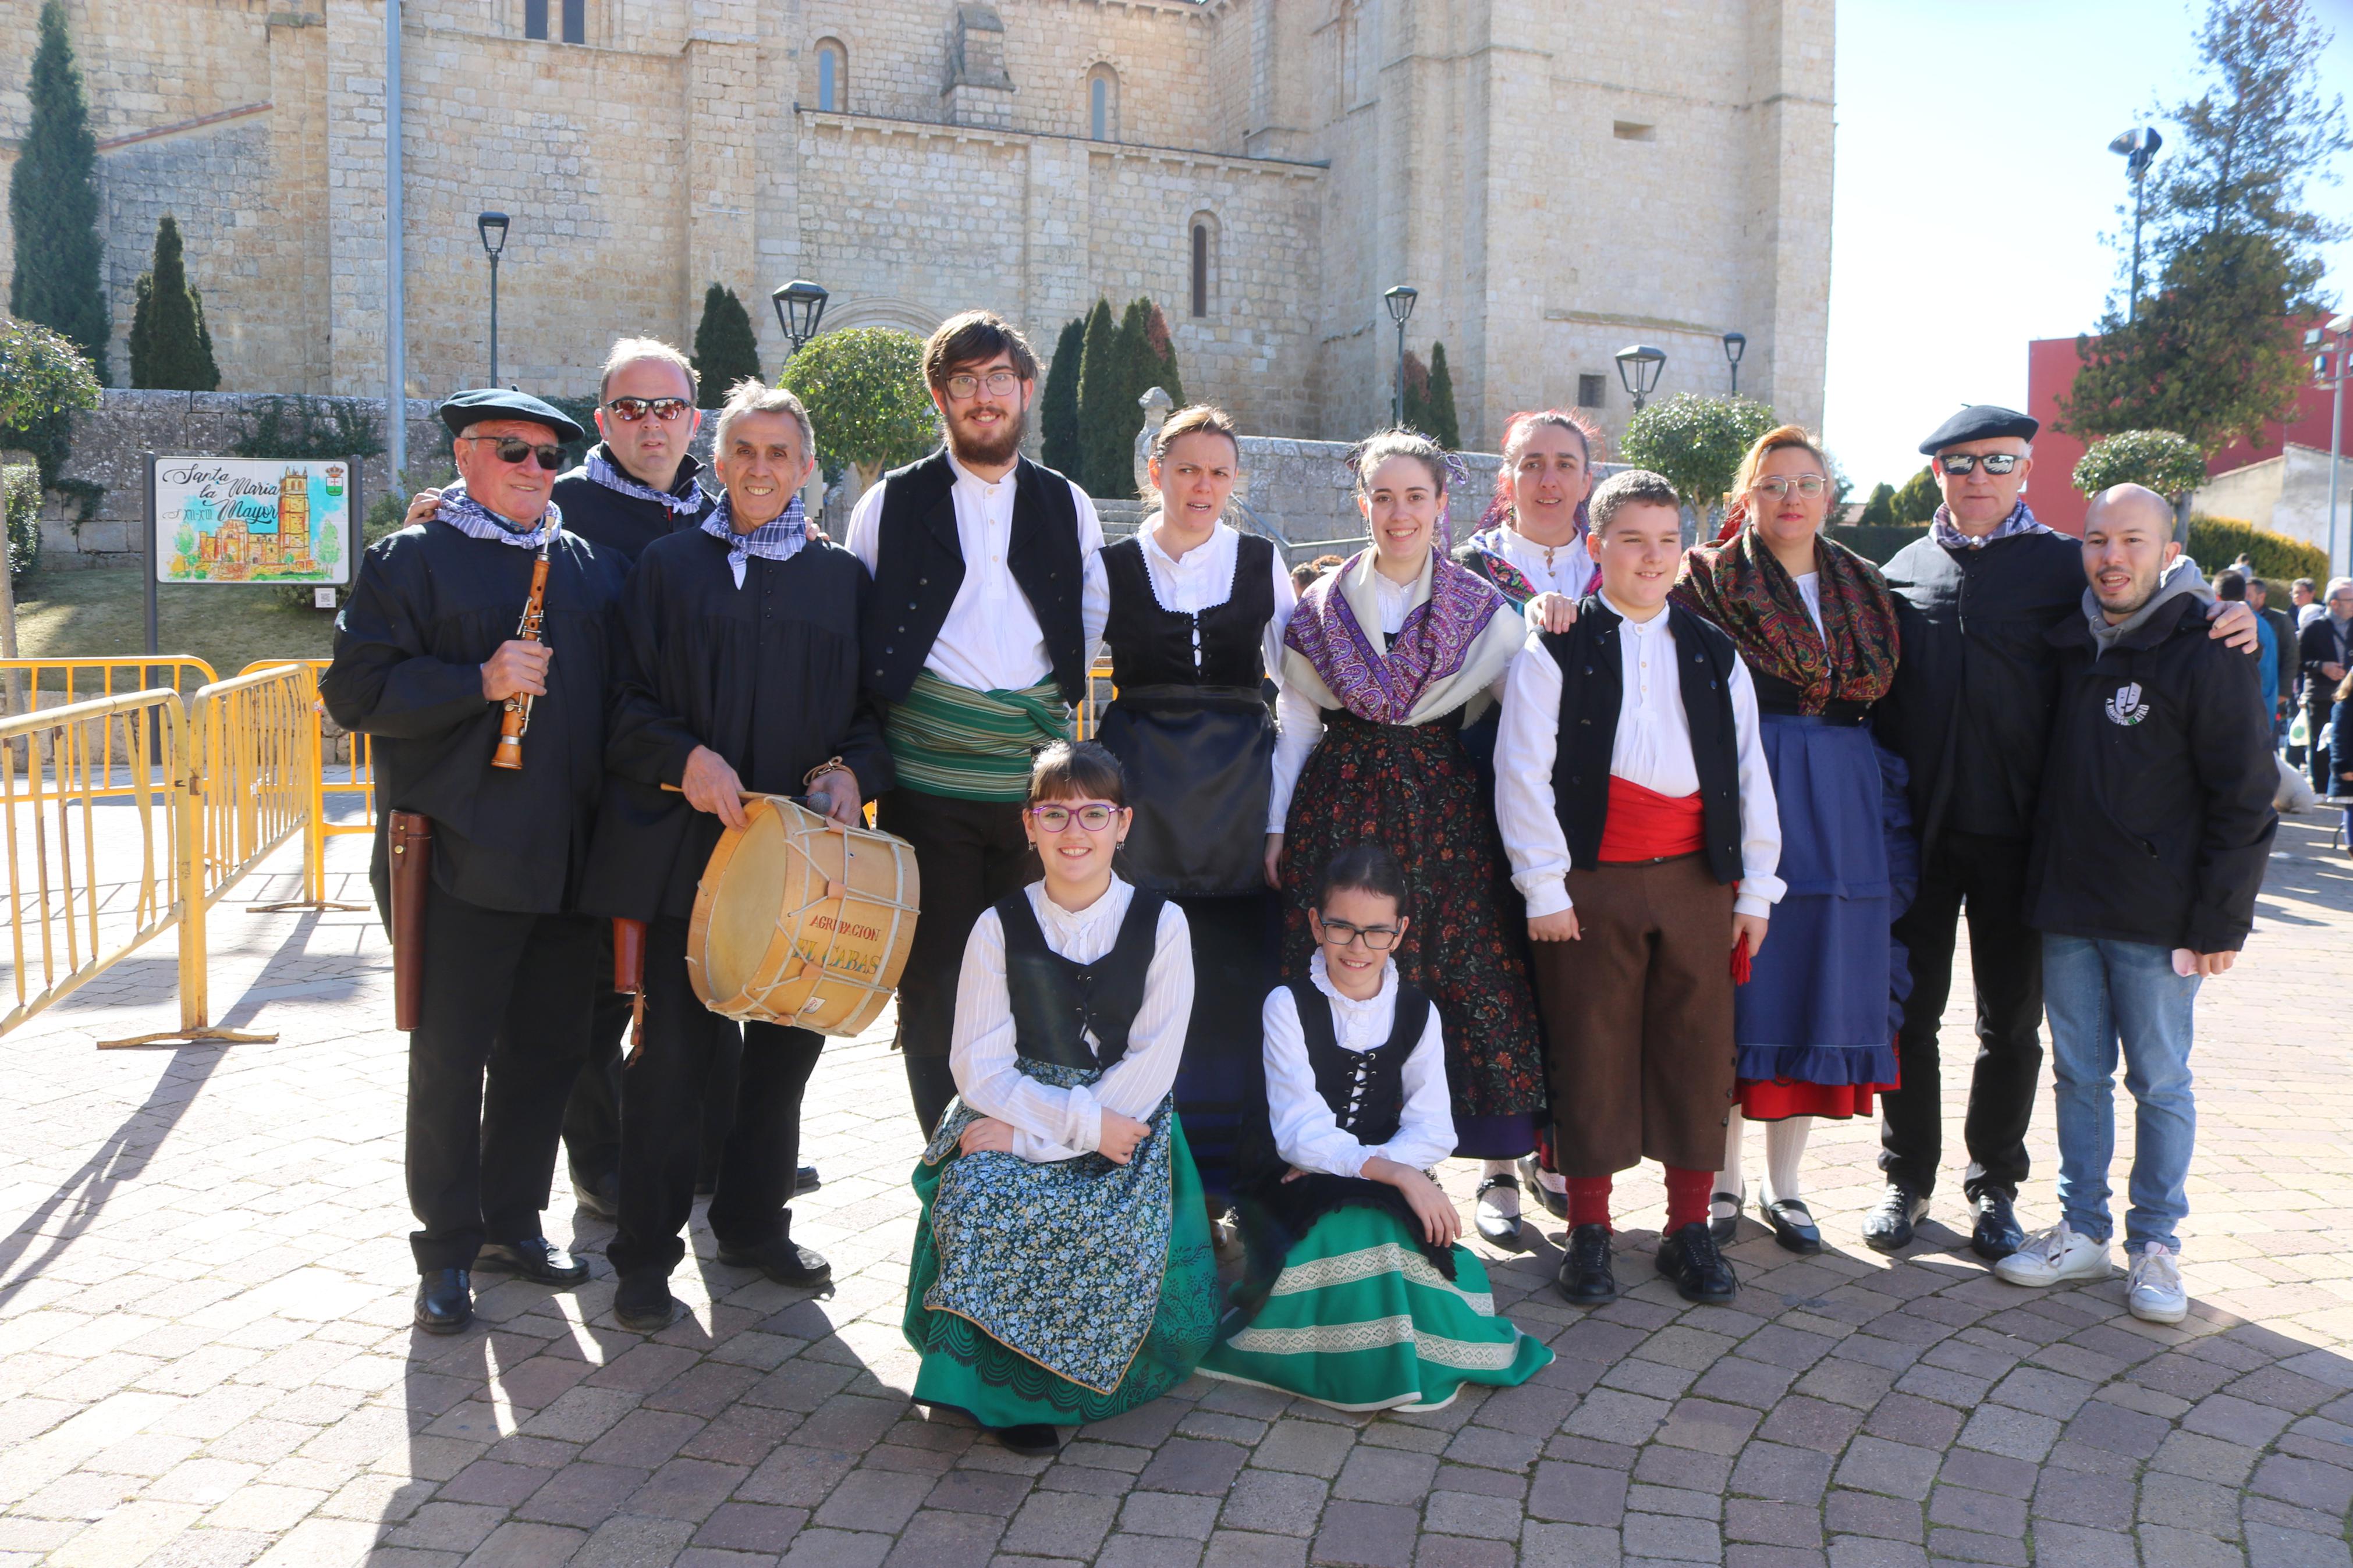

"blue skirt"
[1735,715,1905,1104]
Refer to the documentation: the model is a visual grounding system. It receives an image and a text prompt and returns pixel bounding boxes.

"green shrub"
[2073,429,2208,498]
[1855,481,1897,525]
[127,215,218,392]
[690,283,762,409]
[230,394,384,462]
[1823,523,1927,566]
[1619,393,1779,520]
[776,326,936,496]
[1039,316,1085,477]
[3,462,40,582]
[2186,513,2326,585]
[1888,465,1942,524]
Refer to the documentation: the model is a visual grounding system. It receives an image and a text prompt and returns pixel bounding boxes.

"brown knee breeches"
[1528,854,1738,1177]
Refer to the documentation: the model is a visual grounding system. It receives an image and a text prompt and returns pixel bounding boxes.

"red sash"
[1595,777,1705,864]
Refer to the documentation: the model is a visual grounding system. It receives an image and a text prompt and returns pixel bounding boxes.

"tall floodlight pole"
[2108,127,2164,326]
[385,0,405,489]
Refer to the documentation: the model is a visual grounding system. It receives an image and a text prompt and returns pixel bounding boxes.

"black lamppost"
[1615,344,1666,411]
[2108,127,2163,325]
[771,279,830,357]
[475,211,509,384]
[1722,331,1747,396]
[1383,285,1418,426]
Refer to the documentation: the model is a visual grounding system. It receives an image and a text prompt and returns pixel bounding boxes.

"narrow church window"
[817,41,846,112]
[1088,65,1119,141]
[1191,224,1209,317]
[1613,121,1656,142]
[524,0,546,40]
[562,0,583,44]
[1577,373,1606,409]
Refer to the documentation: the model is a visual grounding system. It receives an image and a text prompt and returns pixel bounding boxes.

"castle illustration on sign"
[159,459,350,585]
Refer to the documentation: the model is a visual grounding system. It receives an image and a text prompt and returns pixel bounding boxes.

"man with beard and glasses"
[843,311,1109,1132]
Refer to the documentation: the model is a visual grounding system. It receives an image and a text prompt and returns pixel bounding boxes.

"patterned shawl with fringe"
[1670,527,1900,713]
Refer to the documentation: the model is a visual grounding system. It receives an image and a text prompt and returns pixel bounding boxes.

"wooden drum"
[686,795,921,1037]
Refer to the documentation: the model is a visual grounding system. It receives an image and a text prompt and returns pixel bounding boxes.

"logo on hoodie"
[2104,681,2150,727]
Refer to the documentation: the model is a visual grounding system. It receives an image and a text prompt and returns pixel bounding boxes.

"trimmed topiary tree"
[129,215,221,391]
[691,283,762,408]
[9,2,110,384]
[1889,465,1942,525]
[777,326,938,499]
[2072,428,2210,500]
[1039,315,1085,477]
[1855,481,1897,525]
[1618,392,1780,527]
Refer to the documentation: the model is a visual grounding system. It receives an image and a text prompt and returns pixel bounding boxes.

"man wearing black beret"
[1867,405,2257,1261]
[322,388,627,1334]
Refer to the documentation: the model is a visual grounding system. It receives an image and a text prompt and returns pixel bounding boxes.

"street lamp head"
[2108,126,2163,177]
[772,279,830,349]
[1383,285,1418,326]
[1615,343,1666,403]
[1721,331,1746,366]
[475,211,509,258]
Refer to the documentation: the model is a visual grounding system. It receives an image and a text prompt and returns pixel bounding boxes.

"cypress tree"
[690,283,762,408]
[128,215,220,390]
[1422,342,1462,450]
[9,1,111,383]
[1074,298,1123,499]
[1039,315,1085,477]
[1096,297,1156,499]
[1143,300,1186,410]
[1400,349,1431,433]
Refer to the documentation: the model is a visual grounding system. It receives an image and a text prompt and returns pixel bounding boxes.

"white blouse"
[1791,572,1824,635]
[1134,517,1299,683]
[948,877,1194,1163]
[1489,527,1595,599]
[1261,951,1454,1179]
[1492,593,1784,920]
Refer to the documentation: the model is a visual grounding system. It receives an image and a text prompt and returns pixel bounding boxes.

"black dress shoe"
[993,1423,1062,1455]
[477,1237,591,1287]
[613,1270,679,1334]
[1971,1190,2026,1261]
[414,1268,472,1334]
[1761,1197,1823,1256]
[796,1165,821,1195]
[716,1237,832,1287]
[1555,1222,1618,1306]
[570,1172,619,1221]
[1518,1155,1568,1220]
[1656,1221,1739,1304]
[1475,1176,1527,1251]
[1709,1190,1742,1245]
[1861,1183,1929,1253]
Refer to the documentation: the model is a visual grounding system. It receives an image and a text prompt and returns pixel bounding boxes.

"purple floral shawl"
[1283,550,1507,724]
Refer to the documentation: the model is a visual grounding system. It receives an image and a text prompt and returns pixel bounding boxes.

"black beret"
[438,387,585,445]
[1918,404,2038,454]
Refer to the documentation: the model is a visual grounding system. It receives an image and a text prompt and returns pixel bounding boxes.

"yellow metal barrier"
[0,659,220,795]
[239,659,374,899]
[192,663,353,916]
[0,688,198,1036]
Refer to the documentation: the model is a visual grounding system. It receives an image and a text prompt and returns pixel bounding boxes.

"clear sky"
[1823,0,2353,493]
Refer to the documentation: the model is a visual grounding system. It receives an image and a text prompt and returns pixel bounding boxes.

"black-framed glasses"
[1754,475,1826,500]
[459,435,565,471]
[603,396,693,424]
[1028,802,1120,833]
[1316,916,1400,951]
[944,369,1022,400]
[1936,453,2022,476]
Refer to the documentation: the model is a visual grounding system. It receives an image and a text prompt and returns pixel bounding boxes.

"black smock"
[1095,532,1281,1202]
[551,446,714,567]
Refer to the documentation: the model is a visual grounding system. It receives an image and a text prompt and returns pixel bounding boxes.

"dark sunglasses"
[1936,453,2022,476]
[460,435,565,471]
[603,397,693,424]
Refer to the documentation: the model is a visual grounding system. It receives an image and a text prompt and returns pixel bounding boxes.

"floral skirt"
[1277,711,1548,1132]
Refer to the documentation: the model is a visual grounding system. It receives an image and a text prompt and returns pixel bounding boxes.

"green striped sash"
[885,669,1072,802]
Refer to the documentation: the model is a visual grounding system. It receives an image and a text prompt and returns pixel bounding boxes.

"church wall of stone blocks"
[0,0,1831,453]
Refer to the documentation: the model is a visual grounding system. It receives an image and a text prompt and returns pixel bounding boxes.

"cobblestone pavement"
[6,818,2353,1568]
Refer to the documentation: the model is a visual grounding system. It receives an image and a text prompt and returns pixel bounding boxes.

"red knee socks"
[1566,1177,1613,1231]
[1663,1166,1713,1233]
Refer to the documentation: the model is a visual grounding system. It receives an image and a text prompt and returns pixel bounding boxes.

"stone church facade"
[0,0,1832,450]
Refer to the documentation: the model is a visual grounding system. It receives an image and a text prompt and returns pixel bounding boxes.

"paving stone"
[1252,1420,1354,1480]
[1202,1532,1310,1568]
[1219,1470,1328,1537]
[1308,1501,1417,1568]
[881,1509,1005,1566]
[1137,1439,1248,1497]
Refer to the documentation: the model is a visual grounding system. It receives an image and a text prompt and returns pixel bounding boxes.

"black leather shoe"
[1656,1221,1739,1304]
[1971,1190,2026,1261]
[716,1237,832,1287]
[993,1423,1062,1455]
[613,1270,679,1334]
[1475,1176,1527,1251]
[1861,1183,1929,1253]
[477,1237,591,1287]
[1761,1197,1823,1256]
[797,1165,821,1196]
[570,1172,619,1221]
[1555,1222,1618,1306]
[1709,1190,1742,1245]
[1518,1155,1568,1220]
[414,1268,472,1334]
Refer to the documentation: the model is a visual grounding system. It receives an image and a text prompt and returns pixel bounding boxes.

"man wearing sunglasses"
[322,388,629,1335]
[843,310,1110,1133]
[1869,405,2258,1263]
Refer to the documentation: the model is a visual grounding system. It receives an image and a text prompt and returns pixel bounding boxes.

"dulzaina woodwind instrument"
[491,541,552,771]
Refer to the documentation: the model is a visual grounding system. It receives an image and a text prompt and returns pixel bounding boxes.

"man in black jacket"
[2246,577,2296,736]
[1993,484,2274,1324]
[2299,579,2353,795]
[322,389,626,1335]
[580,382,890,1333]
[1870,406,2258,1261]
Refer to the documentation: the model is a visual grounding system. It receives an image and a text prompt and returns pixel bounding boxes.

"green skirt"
[905,1112,1218,1428]
[1197,1206,1553,1413]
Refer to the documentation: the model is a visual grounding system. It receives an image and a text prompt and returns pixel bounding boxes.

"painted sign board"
[151,456,358,585]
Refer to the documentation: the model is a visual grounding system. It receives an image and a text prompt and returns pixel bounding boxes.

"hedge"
[4,463,39,582]
[1823,523,1926,566]
[2185,514,2327,585]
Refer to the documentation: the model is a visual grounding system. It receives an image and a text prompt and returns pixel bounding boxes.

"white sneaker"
[1992,1221,2113,1286]
[2126,1243,2188,1324]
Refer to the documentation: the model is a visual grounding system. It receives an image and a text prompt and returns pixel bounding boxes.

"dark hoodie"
[2027,557,2277,953]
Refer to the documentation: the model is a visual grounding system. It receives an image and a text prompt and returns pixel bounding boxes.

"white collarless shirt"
[844,449,1110,693]
[949,877,1193,1163]
[1492,593,1783,919]
[1491,527,1595,599]
[1134,517,1298,681]
[1260,952,1454,1179]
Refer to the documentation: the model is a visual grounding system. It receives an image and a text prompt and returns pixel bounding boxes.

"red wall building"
[2021,319,2344,535]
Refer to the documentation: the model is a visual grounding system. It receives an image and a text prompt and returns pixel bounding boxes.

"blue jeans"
[2042,933,2201,1251]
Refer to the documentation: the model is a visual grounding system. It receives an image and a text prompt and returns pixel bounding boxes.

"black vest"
[1287,977,1432,1149]
[999,887,1167,1071]
[1101,533,1276,691]
[862,449,1089,703]
[1545,597,1745,886]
